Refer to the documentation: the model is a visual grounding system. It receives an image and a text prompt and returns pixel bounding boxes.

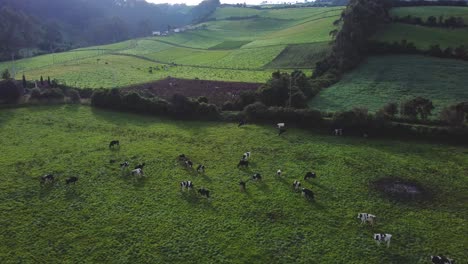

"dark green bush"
[0,80,22,103]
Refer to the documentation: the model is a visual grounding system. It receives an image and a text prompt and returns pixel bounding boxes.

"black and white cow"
[301,188,314,200]
[66,177,78,184]
[120,161,129,170]
[40,174,55,184]
[333,129,343,136]
[276,169,282,177]
[131,168,144,176]
[109,140,120,148]
[239,181,246,192]
[374,233,392,247]
[357,213,376,225]
[198,188,210,198]
[134,163,145,170]
[185,160,193,168]
[197,165,205,173]
[178,154,187,161]
[278,127,287,136]
[252,173,262,181]
[304,172,316,180]
[242,152,251,161]
[180,181,194,191]
[237,159,249,168]
[431,255,455,264]
[292,180,301,191]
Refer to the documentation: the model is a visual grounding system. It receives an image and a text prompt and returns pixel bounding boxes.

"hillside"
[0,6,342,88]
[310,5,468,113]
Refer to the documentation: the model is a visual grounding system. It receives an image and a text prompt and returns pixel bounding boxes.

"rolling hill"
[0,6,342,88]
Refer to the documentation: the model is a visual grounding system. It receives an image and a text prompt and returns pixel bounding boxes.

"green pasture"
[309,55,468,113]
[0,105,466,263]
[390,6,468,22]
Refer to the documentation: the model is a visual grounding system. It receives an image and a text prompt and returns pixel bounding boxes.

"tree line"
[392,15,466,28]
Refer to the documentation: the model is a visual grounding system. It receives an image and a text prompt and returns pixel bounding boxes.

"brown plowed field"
[122,78,261,106]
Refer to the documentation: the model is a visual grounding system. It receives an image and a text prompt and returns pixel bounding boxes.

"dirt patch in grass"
[372,177,432,202]
[122,78,261,106]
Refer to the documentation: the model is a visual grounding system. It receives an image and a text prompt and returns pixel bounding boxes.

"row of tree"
[392,0,467,7]
[393,15,466,28]
[369,40,468,60]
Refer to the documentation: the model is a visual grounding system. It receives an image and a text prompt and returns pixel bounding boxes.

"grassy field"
[374,6,468,49]
[0,105,467,263]
[309,55,468,113]
[390,6,468,22]
[0,7,341,87]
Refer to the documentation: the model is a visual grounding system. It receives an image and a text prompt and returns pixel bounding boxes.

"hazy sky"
[146,0,277,5]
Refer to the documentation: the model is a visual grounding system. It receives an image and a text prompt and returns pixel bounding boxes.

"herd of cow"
[37,123,456,264]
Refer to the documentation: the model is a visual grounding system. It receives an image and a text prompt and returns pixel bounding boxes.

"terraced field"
[0,7,342,88]
[309,55,468,113]
[0,105,467,263]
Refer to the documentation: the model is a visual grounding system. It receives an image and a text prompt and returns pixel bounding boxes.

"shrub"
[30,88,41,100]
[290,91,308,109]
[41,88,65,100]
[197,96,208,104]
[401,97,434,120]
[1,69,11,80]
[222,101,238,111]
[333,107,371,130]
[68,89,81,103]
[440,103,467,126]
[0,80,22,103]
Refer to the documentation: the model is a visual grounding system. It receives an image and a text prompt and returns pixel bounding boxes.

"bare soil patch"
[122,78,261,106]
[372,177,432,202]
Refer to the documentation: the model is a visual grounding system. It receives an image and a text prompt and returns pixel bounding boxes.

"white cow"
[131,168,144,176]
[357,213,376,225]
[374,233,392,247]
[276,169,282,177]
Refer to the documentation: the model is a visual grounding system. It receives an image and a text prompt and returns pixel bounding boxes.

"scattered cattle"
[373,233,392,247]
[239,181,246,192]
[196,165,205,173]
[40,174,55,184]
[198,188,210,198]
[120,161,129,169]
[302,188,314,200]
[292,180,301,191]
[276,169,282,177]
[304,172,316,180]
[357,213,376,225]
[242,152,251,160]
[238,121,246,127]
[431,255,455,264]
[131,168,144,176]
[180,181,194,191]
[237,159,249,168]
[333,129,343,136]
[252,173,262,181]
[135,163,146,170]
[66,177,78,185]
[109,140,120,148]
[185,160,193,168]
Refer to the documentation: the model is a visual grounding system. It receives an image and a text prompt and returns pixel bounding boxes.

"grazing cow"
[431,255,455,264]
[40,174,55,184]
[185,160,193,168]
[373,233,392,247]
[198,188,210,198]
[333,129,343,136]
[131,168,144,176]
[238,121,246,127]
[301,188,314,200]
[120,161,129,169]
[242,152,251,160]
[109,140,120,148]
[239,181,246,192]
[252,173,262,181]
[277,169,282,177]
[237,159,249,168]
[277,123,285,129]
[357,213,376,225]
[180,181,194,191]
[178,154,187,161]
[134,163,145,170]
[196,165,205,173]
[292,180,301,191]
[304,172,316,180]
[66,177,78,185]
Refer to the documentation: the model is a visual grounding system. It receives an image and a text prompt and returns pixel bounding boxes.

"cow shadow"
[252,180,270,192]
[306,199,326,210]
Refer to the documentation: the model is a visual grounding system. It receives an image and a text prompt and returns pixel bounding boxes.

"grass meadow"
[0,105,467,263]
[309,55,468,113]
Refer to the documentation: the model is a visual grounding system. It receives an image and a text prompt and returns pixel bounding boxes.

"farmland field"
[0,105,467,263]
[0,6,342,88]
[374,6,468,49]
[309,55,468,113]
